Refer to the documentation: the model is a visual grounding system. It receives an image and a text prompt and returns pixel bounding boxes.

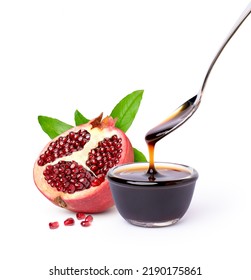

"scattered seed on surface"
[85,215,94,223]
[49,214,94,229]
[76,212,86,220]
[49,221,59,229]
[64,217,75,226]
[80,215,94,227]
[80,220,92,227]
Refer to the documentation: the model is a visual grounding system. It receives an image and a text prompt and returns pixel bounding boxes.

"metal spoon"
[145,2,251,145]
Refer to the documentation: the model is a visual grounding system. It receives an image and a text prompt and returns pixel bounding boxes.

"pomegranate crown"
[90,113,117,129]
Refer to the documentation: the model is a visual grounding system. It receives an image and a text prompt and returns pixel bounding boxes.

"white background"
[1,0,251,279]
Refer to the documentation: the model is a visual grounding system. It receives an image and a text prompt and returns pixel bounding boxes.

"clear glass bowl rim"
[107,162,199,187]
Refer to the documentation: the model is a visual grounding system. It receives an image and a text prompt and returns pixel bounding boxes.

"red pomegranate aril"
[91,178,101,187]
[76,173,84,179]
[85,215,93,223]
[81,221,91,227]
[74,183,83,190]
[67,184,76,194]
[80,215,93,227]
[65,168,71,175]
[64,217,75,226]
[70,162,76,169]
[80,220,91,227]
[49,221,59,229]
[69,131,75,139]
[90,165,98,172]
[76,212,86,220]
[72,168,79,174]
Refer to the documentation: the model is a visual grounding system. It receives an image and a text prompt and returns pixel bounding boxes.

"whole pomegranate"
[33,114,134,213]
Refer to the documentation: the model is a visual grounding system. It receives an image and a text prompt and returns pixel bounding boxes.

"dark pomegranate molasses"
[108,162,198,227]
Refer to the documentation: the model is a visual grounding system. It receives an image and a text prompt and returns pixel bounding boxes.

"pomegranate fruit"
[34,114,134,213]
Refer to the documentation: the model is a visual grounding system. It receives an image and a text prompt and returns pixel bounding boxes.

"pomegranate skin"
[33,116,134,213]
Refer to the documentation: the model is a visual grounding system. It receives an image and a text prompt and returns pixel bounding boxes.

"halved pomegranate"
[33,114,134,213]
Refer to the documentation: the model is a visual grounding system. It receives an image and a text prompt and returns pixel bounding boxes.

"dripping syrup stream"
[147,143,157,181]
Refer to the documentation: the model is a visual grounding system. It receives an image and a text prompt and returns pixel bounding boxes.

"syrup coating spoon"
[145,2,251,145]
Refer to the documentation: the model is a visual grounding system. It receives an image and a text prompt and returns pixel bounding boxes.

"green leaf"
[110,90,144,133]
[133,147,147,162]
[38,116,73,139]
[74,110,90,126]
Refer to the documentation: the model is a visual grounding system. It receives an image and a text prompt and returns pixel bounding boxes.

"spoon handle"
[199,2,251,97]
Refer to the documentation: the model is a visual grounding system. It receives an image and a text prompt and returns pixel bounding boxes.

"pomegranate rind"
[33,117,134,213]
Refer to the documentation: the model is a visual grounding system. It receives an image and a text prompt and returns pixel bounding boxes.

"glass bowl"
[107,162,199,227]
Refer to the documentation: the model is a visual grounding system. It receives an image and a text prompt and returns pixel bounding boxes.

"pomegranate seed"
[85,215,93,223]
[67,184,76,194]
[90,165,98,172]
[80,214,93,227]
[76,212,86,220]
[80,220,92,227]
[91,178,100,186]
[65,168,71,175]
[64,217,75,226]
[49,221,59,229]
